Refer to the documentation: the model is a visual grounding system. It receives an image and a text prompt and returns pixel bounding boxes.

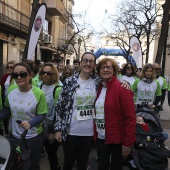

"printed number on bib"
[77,105,93,120]
[138,98,152,106]
[96,122,105,135]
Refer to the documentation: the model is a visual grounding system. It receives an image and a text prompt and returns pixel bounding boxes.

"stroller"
[126,109,170,170]
[0,135,15,170]
[0,129,30,170]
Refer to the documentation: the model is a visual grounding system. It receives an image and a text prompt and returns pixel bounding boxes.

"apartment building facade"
[0,0,74,78]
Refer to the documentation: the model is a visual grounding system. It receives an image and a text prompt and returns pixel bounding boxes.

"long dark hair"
[121,62,135,76]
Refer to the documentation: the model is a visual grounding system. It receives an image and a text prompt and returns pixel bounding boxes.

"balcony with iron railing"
[0,1,30,33]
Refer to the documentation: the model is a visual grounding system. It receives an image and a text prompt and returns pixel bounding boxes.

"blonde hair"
[39,62,59,83]
[62,65,73,78]
[141,63,156,80]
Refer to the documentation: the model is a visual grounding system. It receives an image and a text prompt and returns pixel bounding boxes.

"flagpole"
[22,0,40,61]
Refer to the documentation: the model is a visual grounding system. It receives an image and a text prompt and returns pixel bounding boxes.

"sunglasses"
[7,66,14,69]
[41,71,54,76]
[136,68,142,72]
[127,67,132,70]
[12,72,28,79]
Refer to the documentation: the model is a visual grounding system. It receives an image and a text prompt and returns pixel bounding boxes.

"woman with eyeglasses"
[131,63,162,111]
[60,65,73,83]
[54,52,100,170]
[94,58,136,170]
[0,62,47,170]
[1,60,16,134]
[54,52,130,170]
[39,62,62,170]
[120,62,136,86]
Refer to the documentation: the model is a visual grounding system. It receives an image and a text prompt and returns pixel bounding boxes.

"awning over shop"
[40,46,58,53]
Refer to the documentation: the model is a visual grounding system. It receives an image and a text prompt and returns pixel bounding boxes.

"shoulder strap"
[53,85,61,99]
[39,83,44,89]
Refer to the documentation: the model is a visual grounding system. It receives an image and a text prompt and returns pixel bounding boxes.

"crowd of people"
[0,53,169,170]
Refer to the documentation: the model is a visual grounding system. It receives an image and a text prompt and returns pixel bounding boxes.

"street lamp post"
[23,0,40,60]
[77,38,82,60]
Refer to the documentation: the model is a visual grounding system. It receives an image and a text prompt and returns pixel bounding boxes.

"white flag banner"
[27,4,46,60]
[130,36,142,68]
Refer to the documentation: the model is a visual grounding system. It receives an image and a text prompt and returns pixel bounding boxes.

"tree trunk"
[145,35,150,64]
[155,0,170,64]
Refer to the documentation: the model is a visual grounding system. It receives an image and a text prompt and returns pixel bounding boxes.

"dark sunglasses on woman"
[136,68,142,72]
[127,67,132,70]
[12,72,28,79]
[40,71,54,76]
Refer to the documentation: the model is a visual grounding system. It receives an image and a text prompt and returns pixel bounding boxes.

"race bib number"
[138,98,152,105]
[96,122,105,136]
[77,105,94,120]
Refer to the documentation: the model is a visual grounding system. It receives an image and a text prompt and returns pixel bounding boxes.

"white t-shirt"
[95,86,107,139]
[42,84,55,121]
[5,85,47,139]
[122,75,135,86]
[68,77,96,136]
[132,80,161,105]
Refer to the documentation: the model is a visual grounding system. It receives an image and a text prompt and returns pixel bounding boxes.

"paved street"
[40,92,170,170]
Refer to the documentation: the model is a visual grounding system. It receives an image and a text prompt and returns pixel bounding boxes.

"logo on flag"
[34,16,42,32]
[130,36,142,68]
